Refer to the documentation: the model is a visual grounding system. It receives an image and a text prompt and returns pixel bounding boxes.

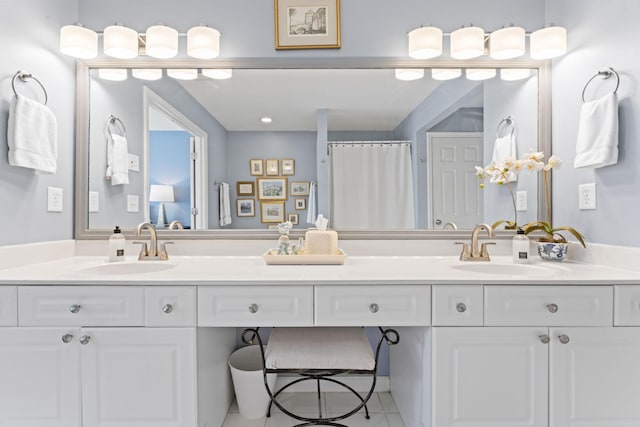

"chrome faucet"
[134,222,172,260]
[168,220,184,230]
[456,223,496,261]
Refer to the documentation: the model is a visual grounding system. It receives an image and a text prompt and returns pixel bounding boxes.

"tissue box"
[305,229,339,255]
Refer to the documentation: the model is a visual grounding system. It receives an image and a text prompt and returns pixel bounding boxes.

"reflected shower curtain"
[330,143,415,229]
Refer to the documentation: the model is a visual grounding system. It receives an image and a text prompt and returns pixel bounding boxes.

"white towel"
[306,182,317,224]
[105,134,129,185]
[219,182,232,226]
[574,92,619,168]
[7,94,58,174]
[490,134,517,182]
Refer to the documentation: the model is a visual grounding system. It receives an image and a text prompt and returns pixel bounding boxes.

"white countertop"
[1,253,637,286]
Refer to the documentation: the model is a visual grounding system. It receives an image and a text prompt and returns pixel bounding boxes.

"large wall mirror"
[75,59,550,239]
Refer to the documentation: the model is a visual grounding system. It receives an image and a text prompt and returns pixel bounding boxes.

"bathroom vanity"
[1,240,640,427]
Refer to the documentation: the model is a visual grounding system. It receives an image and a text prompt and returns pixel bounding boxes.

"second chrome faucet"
[456,223,496,261]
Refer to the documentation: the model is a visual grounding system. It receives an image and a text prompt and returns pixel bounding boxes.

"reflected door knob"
[162,304,173,314]
[61,334,74,344]
[547,303,559,313]
[435,219,442,225]
[248,304,259,314]
[369,303,379,313]
[456,303,467,313]
[69,304,81,314]
[539,334,551,344]
[79,335,91,345]
[558,334,570,344]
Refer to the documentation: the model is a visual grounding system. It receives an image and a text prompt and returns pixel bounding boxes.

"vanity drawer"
[432,285,483,326]
[197,286,313,326]
[485,286,613,326]
[145,286,196,327]
[0,287,18,326]
[614,285,640,326]
[315,285,431,326]
[18,286,144,326]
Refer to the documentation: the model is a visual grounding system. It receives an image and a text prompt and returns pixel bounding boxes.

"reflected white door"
[551,327,640,427]
[429,132,483,229]
[432,327,548,427]
[0,328,81,427]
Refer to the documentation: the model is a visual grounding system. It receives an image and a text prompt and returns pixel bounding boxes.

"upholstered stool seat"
[241,326,399,427]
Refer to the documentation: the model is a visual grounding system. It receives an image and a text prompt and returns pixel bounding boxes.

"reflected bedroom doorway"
[144,87,208,230]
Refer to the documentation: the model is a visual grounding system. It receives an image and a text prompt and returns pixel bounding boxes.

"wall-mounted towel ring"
[11,71,48,105]
[106,115,126,138]
[496,115,515,138]
[581,67,620,103]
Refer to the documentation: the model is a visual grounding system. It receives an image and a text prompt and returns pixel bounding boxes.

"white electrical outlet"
[47,187,63,212]
[127,195,139,213]
[128,154,140,172]
[579,183,597,210]
[88,191,99,213]
[516,190,528,211]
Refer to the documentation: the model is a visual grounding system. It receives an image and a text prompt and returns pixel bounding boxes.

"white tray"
[263,249,347,265]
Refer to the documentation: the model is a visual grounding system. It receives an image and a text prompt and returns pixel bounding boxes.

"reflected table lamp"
[149,184,174,227]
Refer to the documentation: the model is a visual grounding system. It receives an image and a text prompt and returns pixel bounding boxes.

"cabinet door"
[551,327,640,427]
[0,328,81,427]
[432,327,549,427]
[80,328,196,427]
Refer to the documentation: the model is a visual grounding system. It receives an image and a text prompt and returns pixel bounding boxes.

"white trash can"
[228,345,277,419]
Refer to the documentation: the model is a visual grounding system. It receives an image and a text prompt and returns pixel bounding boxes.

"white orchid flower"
[526,151,545,162]
[544,155,563,171]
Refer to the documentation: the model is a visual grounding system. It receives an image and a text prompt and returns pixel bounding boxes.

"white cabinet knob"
[547,303,559,313]
[456,302,467,313]
[558,334,570,344]
[369,303,379,313]
[539,334,550,344]
[162,304,173,314]
[248,304,259,314]
[69,304,81,314]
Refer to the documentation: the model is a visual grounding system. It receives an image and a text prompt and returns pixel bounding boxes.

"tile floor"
[222,392,405,427]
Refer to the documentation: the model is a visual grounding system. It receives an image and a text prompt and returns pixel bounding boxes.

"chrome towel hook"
[581,67,620,103]
[11,70,48,105]
[496,115,515,138]
[106,115,127,138]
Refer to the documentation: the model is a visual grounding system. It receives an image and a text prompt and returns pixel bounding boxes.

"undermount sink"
[451,262,568,277]
[80,261,175,275]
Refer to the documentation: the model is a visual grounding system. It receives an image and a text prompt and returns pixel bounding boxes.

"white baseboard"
[274,375,390,393]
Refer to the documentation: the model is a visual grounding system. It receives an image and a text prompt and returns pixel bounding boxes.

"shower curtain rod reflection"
[326,140,411,155]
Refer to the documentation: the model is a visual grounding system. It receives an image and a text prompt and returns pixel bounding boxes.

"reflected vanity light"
[450,26,485,59]
[490,26,525,59]
[466,68,496,81]
[500,68,531,81]
[187,26,221,59]
[408,26,443,59]
[103,24,139,59]
[530,25,567,59]
[167,69,198,80]
[98,68,128,81]
[431,68,462,81]
[60,24,98,59]
[132,69,163,81]
[395,68,424,81]
[145,24,179,59]
[202,68,233,80]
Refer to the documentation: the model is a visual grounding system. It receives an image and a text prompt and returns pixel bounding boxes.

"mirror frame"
[75,58,551,240]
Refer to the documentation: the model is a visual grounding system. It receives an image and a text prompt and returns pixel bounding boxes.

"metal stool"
[241,327,399,427]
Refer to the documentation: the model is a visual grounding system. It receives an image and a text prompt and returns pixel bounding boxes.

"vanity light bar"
[59,23,221,60]
[408,23,567,60]
[395,67,531,82]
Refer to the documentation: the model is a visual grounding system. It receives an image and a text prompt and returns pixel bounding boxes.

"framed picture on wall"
[290,181,310,196]
[261,201,285,223]
[282,159,295,175]
[295,198,306,210]
[250,159,263,176]
[288,213,299,225]
[236,199,255,217]
[266,159,279,176]
[274,0,341,50]
[237,181,255,196]
[258,178,288,200]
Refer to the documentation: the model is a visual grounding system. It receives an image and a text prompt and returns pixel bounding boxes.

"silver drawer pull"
[547,303,559,313]
[79,335,91,345]
[61,334,74,344]
[558,334,570,345]
[539,334,550,344]
[369,303,379,314]
[248,303,259,314]
[456,302,467,313]
[69,304,81,314]
[162,304,173,314]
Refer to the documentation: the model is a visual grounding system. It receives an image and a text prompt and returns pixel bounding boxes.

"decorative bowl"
[535,241,569,261]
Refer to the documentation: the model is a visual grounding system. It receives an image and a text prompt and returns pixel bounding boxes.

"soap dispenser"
[109,226,125,262]
[512,228,530,264]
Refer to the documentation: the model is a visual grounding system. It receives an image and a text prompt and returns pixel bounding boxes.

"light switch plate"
[128,154,140,172]
[47,187,63,212]
[579,183,597,210]
[516,191,528,211]
[127,195,139,213]
[88,191,99,213]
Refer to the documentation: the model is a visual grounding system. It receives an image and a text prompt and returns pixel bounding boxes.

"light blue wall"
[546,0,640,246]
[0,0,77,245]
